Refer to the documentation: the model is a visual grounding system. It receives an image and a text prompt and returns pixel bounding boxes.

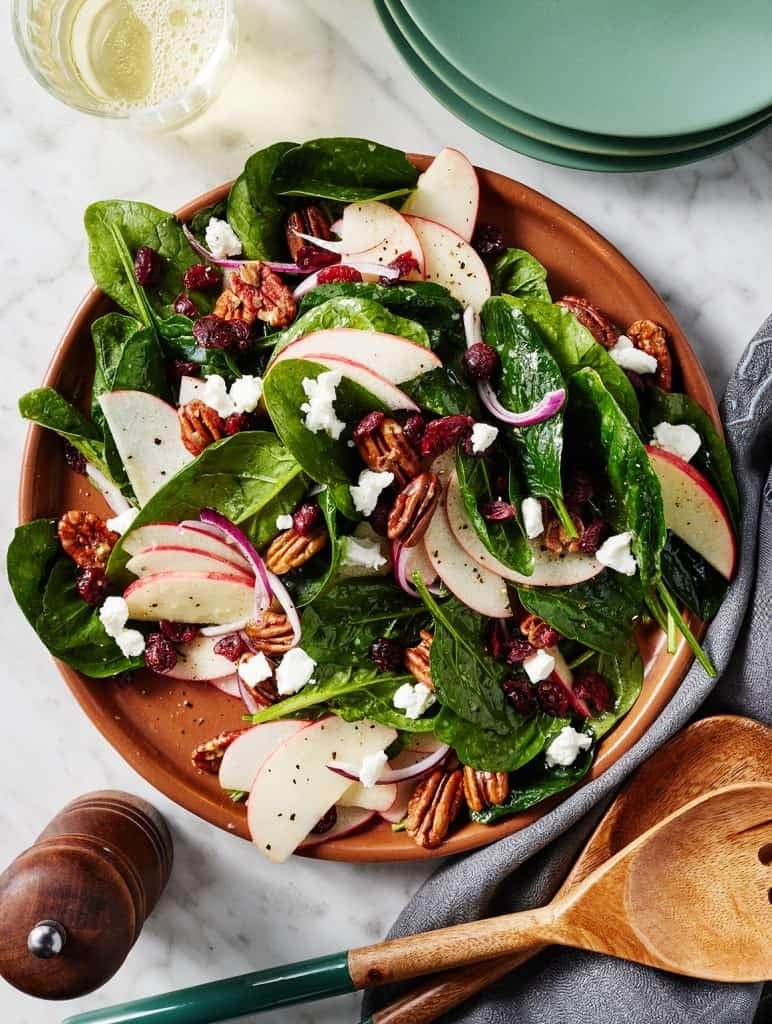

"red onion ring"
[200,617,250,638]
[326,743,449,785]
[392,541,441,598]
[293,261,401,299]
[198,509,272,615]
[265,571,302,647]
[182,224,305,274]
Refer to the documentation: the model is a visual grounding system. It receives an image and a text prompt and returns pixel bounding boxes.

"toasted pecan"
[192,728,249,773]
[353,412,421,488]
[264,526,327,574]
[404,629,434,689]
[462,767,510,813]
[57,510,118,569]
[405,765,465,848]
[387,471,440,548]
[178,400,226,456]
[243,609,296,655]
[626,319,673,390]
[557,295,619,349]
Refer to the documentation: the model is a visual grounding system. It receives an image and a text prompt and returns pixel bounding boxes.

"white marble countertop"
[1,2,771,1021]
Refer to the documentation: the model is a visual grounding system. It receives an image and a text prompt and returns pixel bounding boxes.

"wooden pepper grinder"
[0,790,173,1000]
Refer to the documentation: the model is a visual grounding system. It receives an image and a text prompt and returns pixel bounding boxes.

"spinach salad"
[10,141,738,862]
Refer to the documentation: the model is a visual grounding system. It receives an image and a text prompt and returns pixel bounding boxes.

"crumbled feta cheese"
[275,514,294,531]
[545,726,592,768]
[205,217,243,260]
[239,651,273,686]
[470,422,499,454]
[392,682,436,720]
[608,335,658,375]
[300,371,346,439]
[523,648,556,683]
[230,374,263,414]
[275,647,316,695]
[106,507,138,536]
[350,469,394,516]
[116,628,146,658]
[521,497,544,539]
[201,374,235,418]
[651,421,701,463]
[596,531,638,576]
[99,596,130,637]
[341,535,387,570]
[360,750,389,788]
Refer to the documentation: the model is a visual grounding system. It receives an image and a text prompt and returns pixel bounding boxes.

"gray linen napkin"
[362,319,772,1024]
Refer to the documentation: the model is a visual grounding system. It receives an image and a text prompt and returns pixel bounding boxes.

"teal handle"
[62,952,354,1024]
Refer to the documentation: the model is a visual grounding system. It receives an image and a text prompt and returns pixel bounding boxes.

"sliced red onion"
[182,224,306,275]
[200,617,250,638]
[293,261,401,299]
[265,571,302,647]
[237,673,261,714]
[86,462,131,515]
[392,542,441,598]
[463,305,566,427]
[288,229,348,254]
[198,509,272,614]
[207,674,241,698]
[326,743,449,785]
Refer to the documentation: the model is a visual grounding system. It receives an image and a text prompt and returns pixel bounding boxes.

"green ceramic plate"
[402,0,772,138]
[375,0,769,172]
[388,0,772,157]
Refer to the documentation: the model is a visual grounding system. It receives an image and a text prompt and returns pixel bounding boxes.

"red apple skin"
[269,327,441,381]
[646,445,737,580]
[297,807,377,848]
[299,355,419,411]
[124,570,255,624]
[127,544,251,578]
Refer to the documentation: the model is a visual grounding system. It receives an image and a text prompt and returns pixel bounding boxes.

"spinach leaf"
[187,198,228,244]
[293,489,342,607]
[517,571,644,656]
[155,313,241,382]
[509,298,640,429]
[272,138,418,202]
[481,297,574,534]
[434,706,567,773]
[227,141,296,259]
[330,678,438,733]
[568,368,666,588]
[110,431,304,574]
[642,387,740,528]
[456,450,533,575]
[8,521,142,678]
[401,366,480,417]
[250,666,410,725]
[589,644,644,740]
[491,248,551,301]
[298,281,463,350]
[91,313,168,410]
[661,532,727,620]
[84,200,212,318]
[471,750,592,823]
[269,296,430,355]
[19,388,107,474]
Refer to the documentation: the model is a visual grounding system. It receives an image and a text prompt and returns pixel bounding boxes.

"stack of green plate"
[375,0,772,171]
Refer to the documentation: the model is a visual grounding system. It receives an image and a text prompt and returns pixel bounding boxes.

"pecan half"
[520,613,561,649]
[542,511,585,554]
[557,296,619,349]
[353,412,421,488]
[191,728,248,773]
[462,766,510,812]
[238,660,280,711]
[404,629,433,689]
[178,400,226,456]
[285,205,332,261]
[406,765,465,848]
[243,610,295,655]
[57,510,118,569]
[387,471,440,547]
[626,319,673,390]
[223,262,297,329]
[264,526,327,574]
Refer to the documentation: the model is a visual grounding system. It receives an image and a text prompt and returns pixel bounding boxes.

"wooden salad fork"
[362,714,772,1024]
[64,774,772,1024]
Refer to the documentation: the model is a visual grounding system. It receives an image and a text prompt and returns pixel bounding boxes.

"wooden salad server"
[63,777,772,1024]
[363,714,772,1024]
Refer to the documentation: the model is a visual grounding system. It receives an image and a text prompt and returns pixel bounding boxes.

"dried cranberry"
[573,670,613,714]
[472,223,506,259]
[381,251,420,283]
[183,264,221,290]
[505,638,536,664]
[311,806,337,834]
[169,359,199,383]
[369,490,393,536]
[144,633,177,673]
[502,677,537,714]
[566,468,594,508]
[580,518,609,555]
[462,343,500,381]
[489,619,512,660]
[479,500,515,522]
[213,634,246,662]
[293,502,321,536]
[536,678,571,718]
[173,292,199,318]
[63,441,87,475]
[193,315,234,350]
[522,616,562,650]
[401,413,425,449]
[76,567,108,607]
[353,410,386,444]
[370,637,405,672]
[159,620,198,643]
[134,245,161,286]
[225,411,258,435]
[229,319,253,351]
[420,415,475,457]
[317,265,363,284]
[625,369,646,394]
[295,245,339,272]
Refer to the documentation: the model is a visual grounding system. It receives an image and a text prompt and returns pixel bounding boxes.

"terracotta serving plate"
[18,156,717,861]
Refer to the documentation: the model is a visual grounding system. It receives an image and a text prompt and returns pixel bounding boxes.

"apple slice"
[178,376,205,406]
[247,717,396,862]
[379,782,414,824]
[423,499,512,618]
[124,571,255,624]
[159,635,240,681]
[301,355,419,411]
[445,471,604,587]
[126,544,251,579]
[269,328,441,383]
[219,721,308,792]
[401,148,479,241]
[338,781,398,812]
[646,446,736,579]
[122,522,252,572]
[297,807,377,849]
[339,201,424,278]
[98,390,193,506]
[403,215,491,312]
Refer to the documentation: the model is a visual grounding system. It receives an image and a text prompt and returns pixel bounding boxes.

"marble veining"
[1,1,771,1020]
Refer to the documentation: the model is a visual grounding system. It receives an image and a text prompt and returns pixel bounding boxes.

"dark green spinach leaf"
[434,706,567,773]
[269,296,430,355]
[456,450,533,575]
[491,248,551,301]
[471,749,592,823]
[661,532,727,621]
[401,366,480,417]
[272,138,418,202]
[292,489,342,607]
[19,388,107,474]
[91,313,168,410]
[330,678,438,733]
[227,141,296,259]
[588,644,644,739]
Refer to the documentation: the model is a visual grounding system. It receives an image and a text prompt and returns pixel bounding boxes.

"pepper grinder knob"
[0,791,173,1000]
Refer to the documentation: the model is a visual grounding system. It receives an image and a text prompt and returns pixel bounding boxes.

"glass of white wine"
[12,0,238,128]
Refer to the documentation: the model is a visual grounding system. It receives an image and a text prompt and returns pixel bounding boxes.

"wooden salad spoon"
[363,714,772,1024]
